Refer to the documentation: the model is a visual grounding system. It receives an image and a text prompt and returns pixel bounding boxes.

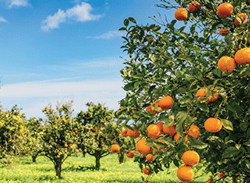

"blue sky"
[0,0,175,119]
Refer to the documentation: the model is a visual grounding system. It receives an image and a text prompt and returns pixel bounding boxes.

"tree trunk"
[55,162,62,179]
[95,151,101,170]
[82,151,86,158]
[32,156,37,163]
[118,151,124,164]
[232,173,241,183]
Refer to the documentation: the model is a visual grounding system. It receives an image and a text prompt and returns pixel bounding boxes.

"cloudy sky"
[0,0,173,119]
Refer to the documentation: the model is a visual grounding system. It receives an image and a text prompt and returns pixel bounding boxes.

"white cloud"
[0,78,126,119]
[88,30,125,39]
[41,2,103,31]
[6,0,29,8]
[0,17,7,22]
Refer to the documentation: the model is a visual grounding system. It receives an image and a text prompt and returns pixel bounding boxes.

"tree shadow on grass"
[64,165,107,172]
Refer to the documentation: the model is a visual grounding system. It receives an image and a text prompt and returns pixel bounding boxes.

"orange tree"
[25,117,44,163]
[0,106,28,163]
[75,102,121,169]
[39,101,80,179]
[117,0,250,182]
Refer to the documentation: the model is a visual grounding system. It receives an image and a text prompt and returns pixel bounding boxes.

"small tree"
[40,101,80,179]
[0,106,29,165]
[75,102,121,169]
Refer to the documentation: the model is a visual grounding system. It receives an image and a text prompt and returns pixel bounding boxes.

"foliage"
[118,0,250,182]
[39,101,80,179]
[75,102,122,169]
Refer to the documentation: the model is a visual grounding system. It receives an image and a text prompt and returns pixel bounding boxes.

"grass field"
[0,153,211,183]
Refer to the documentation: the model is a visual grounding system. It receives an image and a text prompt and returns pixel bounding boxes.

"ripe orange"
[175,8,188,21]
[156,122,164,132]
[187,125,200,139]
[217,3,233,18]
[127,129,135,137]
[143,167,151,175]
[219,171,227,179]
[182,150,200,166]
[146,154,154,162]
[136,138,152,154]
[163,125,176,135]
[121,129,128,137]
[144,181,151,183]
[188,1,201,12]
[196,88,209,103]
[218,56,236,73]
[219,26,229,36]
[208,92,219,102]
[174,133,180,143]
[234,13,247,25]
[126,151,135,158]
[127,127,140,138]
[177,166,194,182]
[111,144,120,153]
[157,96,174,110]
[133,127,140,138]
[207,177,215,183]
[235,47,250,65]
[147,124,161,139]
[204,118,222,133]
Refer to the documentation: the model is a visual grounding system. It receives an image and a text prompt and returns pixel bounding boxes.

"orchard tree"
[0,106,28,164]
[117,0,250,182]
[75,102,121,169]
[39,101,80,179]
[25,117,44,163]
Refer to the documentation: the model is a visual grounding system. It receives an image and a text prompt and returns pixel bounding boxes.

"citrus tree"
[75,102,121,169]
[39,101,80,179]
[117,0,250,182]
[0,106,28,163]
[25,117,44,163]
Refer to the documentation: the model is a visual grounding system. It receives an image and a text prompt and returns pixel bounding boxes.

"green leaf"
[176,111,187,124]
[124,18,129,26]
[189,136,208,149]
[134,82,139,88]
[222,147,239,159]
[173,158,179,167]
[123,82,135,91]
[127,17,136,24]
[221,119,233,131]
[240,122,249,131]
[244,141,250,146]
[246,159,250,169]
[124,125,133,131]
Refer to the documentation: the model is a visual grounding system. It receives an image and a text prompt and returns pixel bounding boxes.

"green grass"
[0,153,211,183]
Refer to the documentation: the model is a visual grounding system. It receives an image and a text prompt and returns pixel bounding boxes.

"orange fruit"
[133,127,140,138]
[235,47,250,65]
[174,133,180,143]
[177,166,194,182]
[157,96,174,110]
[218,56,236,73]
[204,118,222,133]
[147,124,161,139]
[219,26,229,36]
[156,122,164,132]
[234,13,247,25]
[163,125,176,135]
[146,154,154,162]
[207,177,215,183]
[217,3,233,18]
[144,181,151,183]
[121,129,128,137]
[182,150,200,166]
[175,8,188,21]
[187,125,200,139]
[136,138,152,154]
[188,1,201,12]
[219,171,227,179]
[127,129,135,137]
[126,151,135,158]
[196,88,208,97]
[111,144,120,153]
[208,93,219,102]
[143,167,151,175]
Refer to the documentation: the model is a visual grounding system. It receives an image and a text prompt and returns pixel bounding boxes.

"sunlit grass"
[0,153,211,183]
